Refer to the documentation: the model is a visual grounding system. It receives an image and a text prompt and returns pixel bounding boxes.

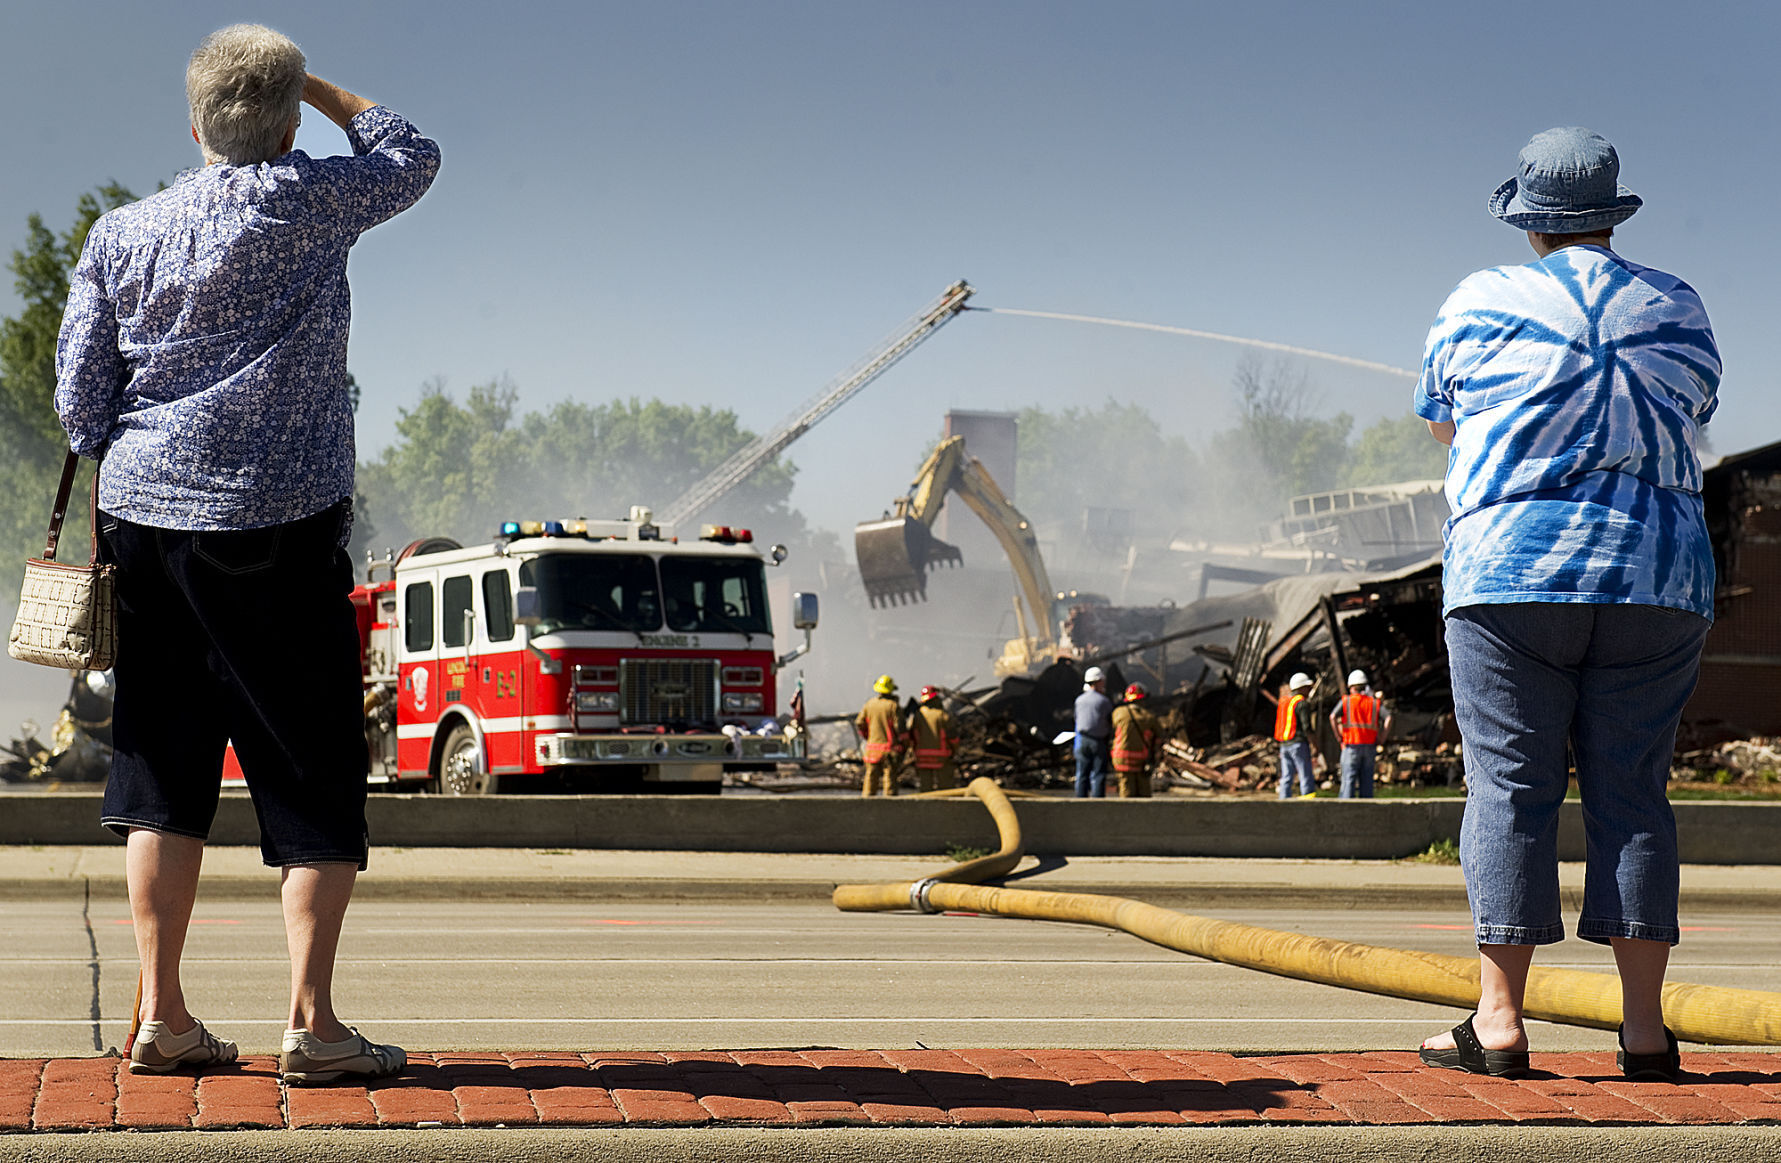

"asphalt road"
[6,898,1780,1060]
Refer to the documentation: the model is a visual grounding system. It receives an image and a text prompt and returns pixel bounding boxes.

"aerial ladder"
[659,280,975,527]
[855,435,1060,677]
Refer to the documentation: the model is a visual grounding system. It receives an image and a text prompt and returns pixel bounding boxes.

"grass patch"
[1669,785,1781,801]
[944,843,991,863]
[1406,838,1461,865]
[1374,785,1466,798]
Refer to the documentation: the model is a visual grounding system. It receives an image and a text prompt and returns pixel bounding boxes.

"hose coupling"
[910,878,941,914]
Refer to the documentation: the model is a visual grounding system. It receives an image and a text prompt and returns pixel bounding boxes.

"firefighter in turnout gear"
[855,675,904,796]
[1110,682,1163,798]
[1330,668,1391,799]
[1273,671,1317,798]
[910,685,957,792]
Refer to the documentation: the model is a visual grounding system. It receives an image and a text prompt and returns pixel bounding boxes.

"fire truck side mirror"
[792,591,819,630]
[515,586,542,627]
[769,544,789,566]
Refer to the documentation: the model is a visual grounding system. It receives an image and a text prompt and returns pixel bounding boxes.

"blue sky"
[4,0,1778,537]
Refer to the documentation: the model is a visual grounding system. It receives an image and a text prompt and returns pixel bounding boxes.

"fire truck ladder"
[658,279,976,527]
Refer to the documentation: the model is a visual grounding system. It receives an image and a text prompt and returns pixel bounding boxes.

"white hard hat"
[1347,669,1370,687]
[1083,666,1106,684]
[1288,672,1314,690]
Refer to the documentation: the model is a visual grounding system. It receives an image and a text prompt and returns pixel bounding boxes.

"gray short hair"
[186,24,306,166]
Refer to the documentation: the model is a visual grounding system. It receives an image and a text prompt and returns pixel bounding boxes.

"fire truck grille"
[619,659,719,728]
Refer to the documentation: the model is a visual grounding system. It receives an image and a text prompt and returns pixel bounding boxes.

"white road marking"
[0,1016,1472,1027]
[3,956,1764,970]
[0,957,1203,966]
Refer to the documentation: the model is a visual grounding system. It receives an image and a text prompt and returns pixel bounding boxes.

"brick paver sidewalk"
[5,1049,1781,1133]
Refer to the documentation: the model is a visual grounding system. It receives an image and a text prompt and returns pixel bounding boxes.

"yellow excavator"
[854,435,1062,677]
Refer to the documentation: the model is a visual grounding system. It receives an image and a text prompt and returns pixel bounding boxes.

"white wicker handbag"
[7,452,116,671]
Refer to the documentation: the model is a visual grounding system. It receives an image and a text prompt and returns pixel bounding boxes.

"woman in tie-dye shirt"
[1414,128,1715,1083]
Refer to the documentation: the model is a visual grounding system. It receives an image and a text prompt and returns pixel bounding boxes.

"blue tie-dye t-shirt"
[1414,246,1720,618]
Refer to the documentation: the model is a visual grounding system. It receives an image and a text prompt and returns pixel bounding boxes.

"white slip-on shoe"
[129,1018,239,1074]
[279,1027,406,1084]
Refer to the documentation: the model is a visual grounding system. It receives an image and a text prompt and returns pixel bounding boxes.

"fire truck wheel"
[436,724,499,796]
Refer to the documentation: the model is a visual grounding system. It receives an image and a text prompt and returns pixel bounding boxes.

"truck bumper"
[533,731,800,768]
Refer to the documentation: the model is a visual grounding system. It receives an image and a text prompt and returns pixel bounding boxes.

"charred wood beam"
[1074,619,1235,670]
[1322,595,1350,687]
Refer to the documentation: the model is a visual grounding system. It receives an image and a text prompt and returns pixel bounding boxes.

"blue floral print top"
[55,106,439,532]
[1415,246,1720,618]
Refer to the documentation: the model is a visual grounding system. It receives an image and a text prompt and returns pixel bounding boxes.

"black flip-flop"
[1618,1024,1682,1081]
[1418,1013,1532,1078]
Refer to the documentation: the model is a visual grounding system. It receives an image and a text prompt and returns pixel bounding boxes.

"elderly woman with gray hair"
[55,24,438,1083]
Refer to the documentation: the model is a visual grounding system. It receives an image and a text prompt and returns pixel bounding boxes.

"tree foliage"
[1225,354,1353,500]
[355,380,811,557]
[1009,359,1450,551]
[0,184,137,587]
[1344,412,1450,487]
[1012,399,1199,540]
[0,184,136,455]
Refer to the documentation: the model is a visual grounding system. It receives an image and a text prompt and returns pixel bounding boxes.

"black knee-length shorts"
[97,500,369,868]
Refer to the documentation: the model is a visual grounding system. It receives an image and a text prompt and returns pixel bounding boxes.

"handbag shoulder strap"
[87,461,102,568]
[42,451,85,563]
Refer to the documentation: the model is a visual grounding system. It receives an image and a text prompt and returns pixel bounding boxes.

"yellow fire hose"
[833,777,1781,1045]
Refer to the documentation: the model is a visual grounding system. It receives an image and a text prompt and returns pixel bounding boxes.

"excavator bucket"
[854,517,963,607]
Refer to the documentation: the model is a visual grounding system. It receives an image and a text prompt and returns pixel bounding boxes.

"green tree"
[1218,354,1352,500]
[0,184,137,586]
[1011,400,1199,541]
[1343,412,1451,487]
[355,382,812,558]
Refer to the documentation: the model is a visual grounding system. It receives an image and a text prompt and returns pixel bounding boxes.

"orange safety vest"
[910,705,955,770]
[1273,693,1308,743]
[1335,692,1381,746]
[1110,703,1160,772]
[856,695,901,763]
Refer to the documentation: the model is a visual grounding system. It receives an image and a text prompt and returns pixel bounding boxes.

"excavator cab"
[853,516,963,607]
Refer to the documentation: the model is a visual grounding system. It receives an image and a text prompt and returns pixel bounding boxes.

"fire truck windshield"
[518,553,663,633]
[660,556,772,636]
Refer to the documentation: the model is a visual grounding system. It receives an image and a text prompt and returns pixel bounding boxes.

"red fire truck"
[342,507,815,795]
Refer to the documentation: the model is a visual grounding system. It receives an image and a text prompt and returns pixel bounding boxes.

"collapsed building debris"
[1675,738,1781,786]
[0,671,113,785]
[17,440,1781,797]
[1685,440,1781,742]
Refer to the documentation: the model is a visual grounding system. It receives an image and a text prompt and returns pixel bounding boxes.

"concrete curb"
[5,794,1780,863]
[7,1125,1781,1162]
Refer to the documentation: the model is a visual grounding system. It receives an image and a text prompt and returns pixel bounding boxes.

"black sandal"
[1418,1013,1532,1078]
[1618,1024,1681,1081]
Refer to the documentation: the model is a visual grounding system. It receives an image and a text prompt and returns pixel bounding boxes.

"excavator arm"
[854,436,1058,672]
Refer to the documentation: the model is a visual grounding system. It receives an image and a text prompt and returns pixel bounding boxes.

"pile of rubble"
[0,673,112,785]
[1674,738,1781,787]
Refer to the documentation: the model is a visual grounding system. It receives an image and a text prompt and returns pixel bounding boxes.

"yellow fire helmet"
[873,674,898,695]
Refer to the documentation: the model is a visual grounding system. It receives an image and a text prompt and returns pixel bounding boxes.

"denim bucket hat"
[1488,127,1642,233]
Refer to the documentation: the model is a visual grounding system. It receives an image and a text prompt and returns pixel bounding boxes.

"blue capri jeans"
[1445,603,1709,948]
